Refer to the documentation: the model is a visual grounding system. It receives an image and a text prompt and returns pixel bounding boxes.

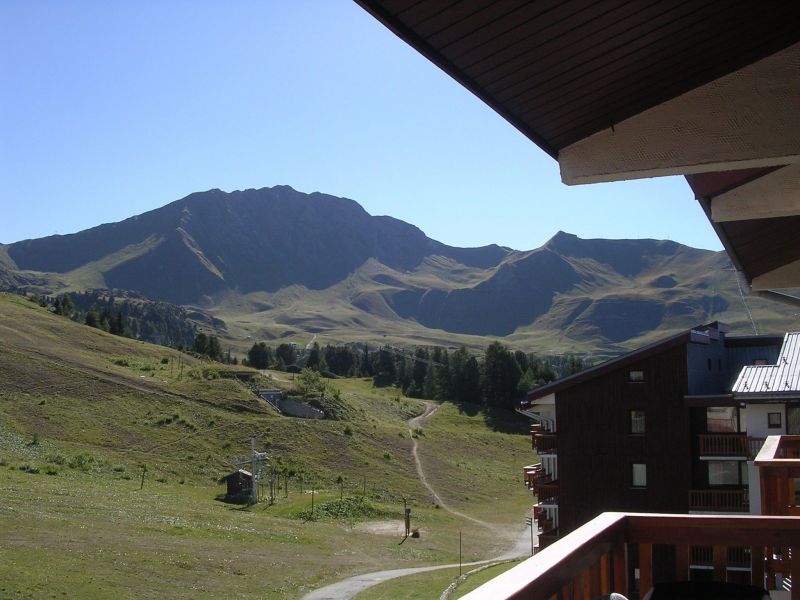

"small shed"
[220,469,252,503]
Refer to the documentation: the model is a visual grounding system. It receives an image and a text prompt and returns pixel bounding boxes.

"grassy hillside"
[0,293,533,598]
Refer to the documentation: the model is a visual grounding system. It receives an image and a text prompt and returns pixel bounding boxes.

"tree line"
[245,340,587,410]
[32,291,197,348]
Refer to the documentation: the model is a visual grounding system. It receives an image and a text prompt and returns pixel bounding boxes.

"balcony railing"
[538,527,559,552]
[698,433,748,457]
[690,545,751,568]
[461,512,800,600]
[537,481,558,504]
[748,436,766,459]
[534,432,558,454]
[523,464,542,489]
[688,488,749,512]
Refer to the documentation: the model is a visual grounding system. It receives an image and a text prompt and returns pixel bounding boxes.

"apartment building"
[520,324,787,554]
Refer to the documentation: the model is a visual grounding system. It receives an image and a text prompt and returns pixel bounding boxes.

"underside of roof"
[357,1,800,290]
[356,0,800,156]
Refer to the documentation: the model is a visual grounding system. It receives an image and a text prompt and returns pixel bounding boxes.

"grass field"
[0,293,535,598]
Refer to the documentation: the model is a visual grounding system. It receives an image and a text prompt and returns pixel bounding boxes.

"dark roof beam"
[558,42,800,184]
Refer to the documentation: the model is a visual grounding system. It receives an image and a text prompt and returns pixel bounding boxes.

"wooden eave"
[355,1,800,157]
[683,394,736,408]
[689,169,800,286]
[357,2,800,290]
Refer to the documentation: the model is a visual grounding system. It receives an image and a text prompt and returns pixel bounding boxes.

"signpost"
[525,516,534,556]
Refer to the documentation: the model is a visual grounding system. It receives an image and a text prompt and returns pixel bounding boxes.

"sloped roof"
[526,326,708,402]
[733,332,800,395]
[356,1,800,158]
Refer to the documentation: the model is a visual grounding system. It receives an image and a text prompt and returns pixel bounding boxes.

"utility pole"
[525,516,534,556]
[250,437,258,504]
[459,530,462,576]
[234,436,268,505]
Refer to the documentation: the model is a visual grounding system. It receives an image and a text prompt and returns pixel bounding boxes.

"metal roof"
[733,332,800,395]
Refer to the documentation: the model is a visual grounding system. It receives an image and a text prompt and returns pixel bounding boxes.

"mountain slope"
[4,186,797,352]
[8,187,509,304]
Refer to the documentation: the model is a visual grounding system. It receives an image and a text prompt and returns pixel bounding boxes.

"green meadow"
[0,294,533,598]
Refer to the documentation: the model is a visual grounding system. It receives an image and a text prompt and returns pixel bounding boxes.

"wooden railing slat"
[639,543,652,598]
[752,545,765,590]
[713,545,725,579]
[675,544,688,582]
[612,544,626,594]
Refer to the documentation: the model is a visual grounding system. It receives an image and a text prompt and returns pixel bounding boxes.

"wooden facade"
[222,469,253,502]
[525,324,785,545]
[556,342,691,534]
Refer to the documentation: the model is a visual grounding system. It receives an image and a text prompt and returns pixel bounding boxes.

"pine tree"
[481,342,521,409]
[85,305,100,328]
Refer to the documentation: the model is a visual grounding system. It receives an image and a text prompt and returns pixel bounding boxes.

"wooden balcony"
[538,527,559,552]
[523,464,542,489]
[755,435,800,516]
[530,473,553,496]
[534,432,558,454]
[690,545,751,569]
[748,436,767,459]
[537,481,558,505]
[688,488,749,512]
[697,433,748,457]
[460,512,800,600]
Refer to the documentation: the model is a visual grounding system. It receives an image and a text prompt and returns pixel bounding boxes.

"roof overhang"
[356,1,800,289]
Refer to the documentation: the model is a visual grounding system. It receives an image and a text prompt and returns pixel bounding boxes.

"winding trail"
[409,403,492,529]
[301,402,533,600]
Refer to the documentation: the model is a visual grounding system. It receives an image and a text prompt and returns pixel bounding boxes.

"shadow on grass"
[482,405,528,434]
[454,401,481,417]
[453,401,528,434]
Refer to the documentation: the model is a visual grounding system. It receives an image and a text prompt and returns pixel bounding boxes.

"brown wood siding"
[555,343,691,535]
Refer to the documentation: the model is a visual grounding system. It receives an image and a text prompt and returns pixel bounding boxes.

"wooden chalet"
[221,469,253,503]
[355,1,800,597]
[520,324,785,544]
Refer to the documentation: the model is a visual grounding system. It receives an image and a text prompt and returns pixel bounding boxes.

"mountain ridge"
[3,186,796,353]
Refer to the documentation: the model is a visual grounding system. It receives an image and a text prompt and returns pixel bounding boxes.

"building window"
[768,412,782,428]
[708,461,740,486]
[630,410,646,434]
[632,463,647,488]
[628,370,644,383]
[707,358,712,371]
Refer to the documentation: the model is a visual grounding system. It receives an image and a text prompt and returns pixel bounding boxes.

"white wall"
[742,404,786,438]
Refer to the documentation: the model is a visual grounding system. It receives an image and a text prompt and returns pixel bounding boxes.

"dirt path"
[301,402,533,600]
[408,402,492,530]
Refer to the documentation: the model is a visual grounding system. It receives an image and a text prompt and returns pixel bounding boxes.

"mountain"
[3,186,797,354]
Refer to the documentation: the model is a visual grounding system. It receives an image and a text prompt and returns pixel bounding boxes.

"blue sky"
[0,0,720,252]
